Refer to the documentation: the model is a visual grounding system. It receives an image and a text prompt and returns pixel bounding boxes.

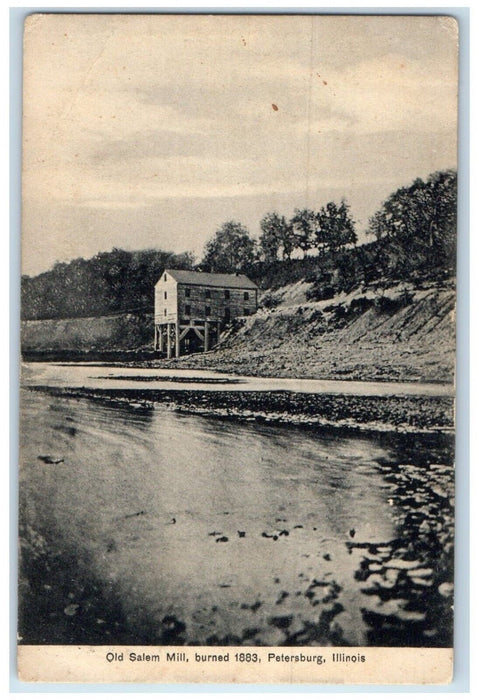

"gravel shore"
[29,385,454,435]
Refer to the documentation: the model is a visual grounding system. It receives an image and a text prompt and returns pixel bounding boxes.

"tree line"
[199,170,456,279]
[21,249,195,320]
[304,170,457,301]
[201,200,357,274]
[21,170,456,320]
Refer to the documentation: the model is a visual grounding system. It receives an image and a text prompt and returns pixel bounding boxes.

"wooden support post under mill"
[175,320,180,358]
[166,322,172,359]
[204,321,209,352]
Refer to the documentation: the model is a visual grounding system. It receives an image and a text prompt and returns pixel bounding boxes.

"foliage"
[367,170,456,275]
[315,200,357,255]
[374,290,414,314]
[291,208,316,257]
[305,266,336,301]
[259,291,282,309]
[23,170,456,321]
[259,212,294,262]
[255,256,323,290]
[21,248,194,320]
[290,201,356,259]
[306,170,456,301]
[200,221,257,273]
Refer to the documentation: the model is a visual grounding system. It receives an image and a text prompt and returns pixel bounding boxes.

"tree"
[279,219,296,260]
[367,170,457,272]
[259,212,294,262]
[201,221,256,273]
[291,208,316,257]
[315,200,357,255]
[419,170,456,256]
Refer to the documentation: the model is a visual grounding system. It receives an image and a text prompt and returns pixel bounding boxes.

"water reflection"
[19,389,453,647]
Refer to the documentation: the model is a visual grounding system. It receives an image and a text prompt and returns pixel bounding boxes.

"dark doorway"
[180,327,204,355]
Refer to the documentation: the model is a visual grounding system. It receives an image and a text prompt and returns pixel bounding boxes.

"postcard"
[18,13,457,684]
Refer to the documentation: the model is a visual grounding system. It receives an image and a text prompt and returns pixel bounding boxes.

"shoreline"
[26,385,455,436]
[22,356,455,388]
[21,352,455,386]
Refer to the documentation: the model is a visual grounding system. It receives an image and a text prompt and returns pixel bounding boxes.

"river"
[18,364,454,647]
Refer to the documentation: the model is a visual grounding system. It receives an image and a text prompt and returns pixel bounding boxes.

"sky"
[21,14,458,276]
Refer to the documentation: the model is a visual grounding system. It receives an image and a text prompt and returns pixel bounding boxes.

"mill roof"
[160,269,258,290]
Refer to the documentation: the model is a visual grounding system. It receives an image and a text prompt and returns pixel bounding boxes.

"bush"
[349,296,374,315]
[260,291,281,309]
[374,290,413,314]
[305,268,336,301]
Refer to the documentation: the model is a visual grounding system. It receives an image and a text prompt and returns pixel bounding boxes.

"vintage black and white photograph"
[18,13,457,683]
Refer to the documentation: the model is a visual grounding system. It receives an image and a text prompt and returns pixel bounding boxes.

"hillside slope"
[173,281,455,383]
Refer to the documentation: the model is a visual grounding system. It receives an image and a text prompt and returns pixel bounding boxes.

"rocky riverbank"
[28,385,454,435]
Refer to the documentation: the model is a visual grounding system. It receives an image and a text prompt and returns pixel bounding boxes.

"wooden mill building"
[154,269,258,358]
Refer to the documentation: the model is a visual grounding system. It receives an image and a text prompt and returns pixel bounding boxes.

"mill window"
[224,308,231,320]
[185,305,191,316]
[164,274,167,281]
[185,288,190,298]
[244,308,249,316]
[205,306,211,316]
[206,289,211,299]
[164,291,167,300]
[224,289,230,299]
[164,309,167,316]
[244,291,249,300]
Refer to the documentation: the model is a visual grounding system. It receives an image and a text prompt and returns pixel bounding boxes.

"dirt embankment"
[172,281,456,384]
